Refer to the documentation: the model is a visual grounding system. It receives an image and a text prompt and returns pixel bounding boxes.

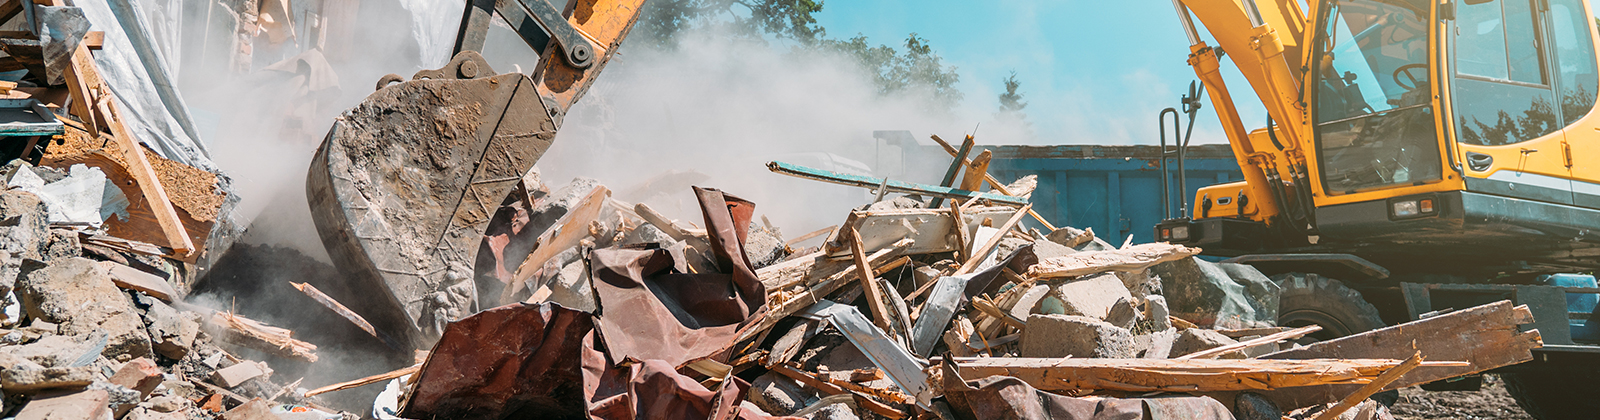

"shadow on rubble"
[193,242,412,414]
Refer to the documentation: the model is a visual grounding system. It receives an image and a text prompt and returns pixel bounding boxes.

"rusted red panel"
[399,302,594,420]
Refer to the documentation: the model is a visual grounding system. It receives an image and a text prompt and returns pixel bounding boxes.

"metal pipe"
[1170,0,1202,46]
[1159,108,1179,220]
[1241,0,1267,27]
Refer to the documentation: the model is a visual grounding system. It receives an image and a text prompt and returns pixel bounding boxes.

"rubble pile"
[293,167,1537,420]
[0,184,347,420]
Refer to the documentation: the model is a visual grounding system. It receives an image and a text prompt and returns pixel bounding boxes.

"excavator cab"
[1158,0,1600,277]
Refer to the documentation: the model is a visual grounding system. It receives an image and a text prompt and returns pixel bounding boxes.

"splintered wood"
[948,357,1468,393]
[1026,243,1201,279]
[207,312,318,363]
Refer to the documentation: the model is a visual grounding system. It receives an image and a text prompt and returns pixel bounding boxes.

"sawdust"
[42,124,225,222]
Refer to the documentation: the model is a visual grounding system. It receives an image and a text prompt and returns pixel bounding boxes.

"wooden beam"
[82,31,103,49]
[783,225,836,248]
[304,365,420,397]
[945,357,1468,393]
[733,239,913,346]
[769,364,906,419]
[1246,301,1542,410]
[954,203,1031,275]
[929,134,975,209]
[206,312,318,363]
[98,97,193,254]
[505,185,610,304]
[930,134,1056,230]
[1025,243,1201,279]
[958,149,992,194]
[849,224,895,335]
[970,296,1026,330]
[62,42,100,146]
[1313,353,1423,420]
[1176,325,1321,360]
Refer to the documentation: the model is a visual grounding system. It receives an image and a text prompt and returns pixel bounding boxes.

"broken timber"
[823,207,1016,260]
[505,185,611,304]
[1242,300,1543,409]
[766,161,1027,206]
[944,357,1468,393]
[1026,243,1201,279]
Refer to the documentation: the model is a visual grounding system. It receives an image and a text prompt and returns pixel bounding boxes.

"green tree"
[998,71,1027,113]
[631,1,964,112]
[811,33,963,112]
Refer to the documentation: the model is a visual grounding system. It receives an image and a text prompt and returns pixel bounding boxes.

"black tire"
[1273,273,1387,342]
[1274,273,1397,405]
[1503,371,1600,420]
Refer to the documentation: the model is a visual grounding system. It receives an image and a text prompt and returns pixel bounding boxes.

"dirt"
[43,124,226,222]
[1390,375,1532,420]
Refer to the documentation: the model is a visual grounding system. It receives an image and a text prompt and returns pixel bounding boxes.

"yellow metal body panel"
[1541,1,1600,190]
[1195,181,1254,218]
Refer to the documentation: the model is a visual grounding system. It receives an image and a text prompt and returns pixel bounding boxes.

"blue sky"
[815,0,1254,146]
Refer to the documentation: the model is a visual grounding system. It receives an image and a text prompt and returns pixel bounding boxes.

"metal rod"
[1159,107,1178,220]
[767,161,1028,206]
[1170,0,1202,46]
[1242,0,1267,27]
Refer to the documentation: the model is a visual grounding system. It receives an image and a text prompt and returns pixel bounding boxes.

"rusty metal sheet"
[399,302,594,420]
[589,187,768,367]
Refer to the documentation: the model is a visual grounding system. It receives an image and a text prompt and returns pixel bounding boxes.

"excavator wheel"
[1272,272,1386,342]
[1272,273,1397,405]
[1503,370,1600,420]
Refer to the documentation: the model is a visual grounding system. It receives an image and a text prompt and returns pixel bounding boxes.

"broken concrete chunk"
[1105,297,1140,330]
[210,361,270,388]
[218,398,277,420]
[2,333,99,367]
[1153,257,1280,329]
[90,381,142,419]
[109,358,162,398]
[546,260,597,313]
[1172,329,1246,359]
[1018,314,1135,358]
[14,389,110,420]
[0,190,49,294]
[801,402,860,420]
[16,257,151,361]
[140,295,199,360]
[1141,328,1178,359]
[1030,238,1077,260]
[1146,295,1172,331]
[1,365,96,392]
[1034,273,1134,320]
[744,221,787,269]
[862,196,925,211]
[1044,226,1094,248]
[746,371,820,416]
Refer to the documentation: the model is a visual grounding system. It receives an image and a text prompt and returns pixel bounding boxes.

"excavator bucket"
[306,0,646,348]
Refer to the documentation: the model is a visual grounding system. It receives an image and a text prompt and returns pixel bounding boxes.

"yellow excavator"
[1156,0,1600,416]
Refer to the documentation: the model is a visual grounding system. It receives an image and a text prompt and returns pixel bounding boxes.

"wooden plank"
[948,199,969,261]
[958,149,992,193]
[735,239,913,346]
[634,202,696,242]
[1026,243,1201,279]
[928,134,975,209]
[61,43,100,142]
[303,364,420,397]
[954,203,1031,275]
[769,364,906,419]
[946,357,1468,393]
[82,31,102,49]
[849,224,895,336]
[783,225,836,248]
[822,207,1014,260]
[206,312,317,363]
[1313,353,1423,420]
[1246,301,1542,409]
[970,296,1026,329]
[1176,325,1321,360]
[929,134,1056,230]
[98,97,193,255]
[99,261,177,301]
[505,185,610,304]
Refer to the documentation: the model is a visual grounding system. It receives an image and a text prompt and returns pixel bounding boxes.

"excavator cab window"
[1314,0,1444,194]
[1451,0,1563,145]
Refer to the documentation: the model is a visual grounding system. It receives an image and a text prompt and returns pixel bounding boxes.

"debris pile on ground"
[268,134,1542,419]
